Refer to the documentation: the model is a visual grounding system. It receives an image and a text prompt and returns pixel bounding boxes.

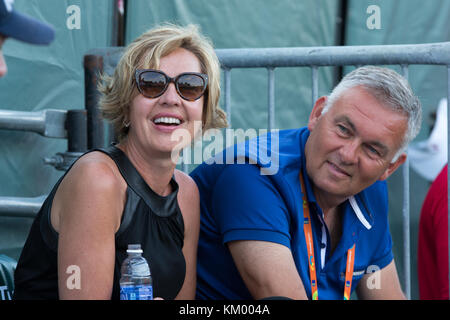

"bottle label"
[120,284,153,300]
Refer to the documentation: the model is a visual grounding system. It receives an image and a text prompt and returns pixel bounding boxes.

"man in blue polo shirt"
[191,66,422,300]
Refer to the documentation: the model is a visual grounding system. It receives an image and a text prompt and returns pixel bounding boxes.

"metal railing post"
[84,54,105,149]
[401,64,411,299]
[267,68,275,131]
[311,66,319,107]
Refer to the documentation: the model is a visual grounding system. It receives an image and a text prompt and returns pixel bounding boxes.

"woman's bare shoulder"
[63,151,126,192]
[51,151,127,233]
[174,169,199,199]
[173,169,200,226]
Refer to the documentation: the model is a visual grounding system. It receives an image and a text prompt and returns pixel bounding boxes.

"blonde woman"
[14,24,227,300]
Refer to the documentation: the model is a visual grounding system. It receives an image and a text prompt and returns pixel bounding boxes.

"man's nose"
[0,52,8,78]
[338,140,359,165]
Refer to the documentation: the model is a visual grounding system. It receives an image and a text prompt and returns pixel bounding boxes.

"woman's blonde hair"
[99,23,228,141]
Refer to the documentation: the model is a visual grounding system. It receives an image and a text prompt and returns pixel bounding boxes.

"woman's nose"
[159,82,181,106]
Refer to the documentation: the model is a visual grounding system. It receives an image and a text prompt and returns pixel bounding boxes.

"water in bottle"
[119,244,153,300]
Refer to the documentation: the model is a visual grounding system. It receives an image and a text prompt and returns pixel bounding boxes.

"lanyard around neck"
[299,172,355,300]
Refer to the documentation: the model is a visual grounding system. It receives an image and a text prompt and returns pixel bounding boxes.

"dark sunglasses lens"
[139,72,166,97]
[177,74,206,100]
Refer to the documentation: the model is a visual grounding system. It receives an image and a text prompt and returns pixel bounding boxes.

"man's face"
[304,86,408,203]
[0,34,7,77]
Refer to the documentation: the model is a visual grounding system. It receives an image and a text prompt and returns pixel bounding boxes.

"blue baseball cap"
[0,0,54,45]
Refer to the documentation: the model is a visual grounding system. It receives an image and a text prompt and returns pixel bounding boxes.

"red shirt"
[418,164,448,300]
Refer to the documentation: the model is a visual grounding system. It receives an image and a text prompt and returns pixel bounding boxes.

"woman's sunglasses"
[135,69,208,101]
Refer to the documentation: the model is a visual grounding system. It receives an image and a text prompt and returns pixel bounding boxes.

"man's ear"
[379,153,407,181]
[308,96,327,131]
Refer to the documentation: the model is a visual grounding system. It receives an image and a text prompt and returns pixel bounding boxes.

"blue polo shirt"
[190,127,394,300]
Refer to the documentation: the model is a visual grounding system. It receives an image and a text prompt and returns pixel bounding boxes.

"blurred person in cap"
[0,0,54,301]
[0,0,55,77]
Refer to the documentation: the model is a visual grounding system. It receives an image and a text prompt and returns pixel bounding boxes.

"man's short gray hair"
[322,66,422,162]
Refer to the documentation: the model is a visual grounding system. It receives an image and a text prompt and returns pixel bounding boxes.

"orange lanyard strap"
[300,172,319,300]
[343,244,356,300]
[299,172,355,300]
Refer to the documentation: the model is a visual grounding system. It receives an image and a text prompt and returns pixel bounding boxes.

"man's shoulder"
[359,180,388,208]
[192,162,270,191]
[363,180,388,197]
[191,127,307,177]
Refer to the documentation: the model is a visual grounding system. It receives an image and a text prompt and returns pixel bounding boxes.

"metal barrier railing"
[1,41,449,299]
[0,109,88,169]
[0,110,88,215]
[0,109,67,138]
[0,196,46,218]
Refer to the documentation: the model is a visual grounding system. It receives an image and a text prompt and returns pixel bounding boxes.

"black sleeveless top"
[13,146,186,300]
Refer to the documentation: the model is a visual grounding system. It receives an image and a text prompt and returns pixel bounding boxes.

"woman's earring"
[123,119,130,128]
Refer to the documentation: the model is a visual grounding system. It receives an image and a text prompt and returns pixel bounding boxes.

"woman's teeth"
[153,117,181,125]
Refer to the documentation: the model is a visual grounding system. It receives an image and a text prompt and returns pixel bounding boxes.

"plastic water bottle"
[119,244,153,300]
